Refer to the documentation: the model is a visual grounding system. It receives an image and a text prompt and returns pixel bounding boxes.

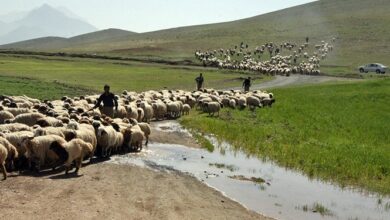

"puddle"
[108,121,390,220]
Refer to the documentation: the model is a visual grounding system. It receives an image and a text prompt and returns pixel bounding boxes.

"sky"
[0,0,316,33]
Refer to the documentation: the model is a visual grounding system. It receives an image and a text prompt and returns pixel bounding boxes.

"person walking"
[195,73,204,91]
[91,84,118,118]
[242,77,252,92]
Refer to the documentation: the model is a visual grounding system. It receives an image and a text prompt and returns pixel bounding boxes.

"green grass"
[180,79,390,194]
[0,55,270,99]
[0,75,91,100]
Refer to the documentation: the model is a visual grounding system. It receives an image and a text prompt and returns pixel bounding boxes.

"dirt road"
[229,75,361,90]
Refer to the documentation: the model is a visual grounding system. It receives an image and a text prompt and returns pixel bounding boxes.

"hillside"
[1,0,389,70]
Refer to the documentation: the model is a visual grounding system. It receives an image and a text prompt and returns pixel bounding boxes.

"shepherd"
[195,73,204,91]
[91,84,118,118]
[242,77,252,92]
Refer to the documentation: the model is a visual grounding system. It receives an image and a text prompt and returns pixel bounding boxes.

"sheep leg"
[0,164,7,180]
[75,158,82,174]
[65,165,70,175]
[145,136,149,146]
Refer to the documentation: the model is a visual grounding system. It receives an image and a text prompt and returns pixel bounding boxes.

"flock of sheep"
[195,37,336,75]
[0,88,275,180]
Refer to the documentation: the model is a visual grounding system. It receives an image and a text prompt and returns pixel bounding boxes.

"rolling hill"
[1,0,389,71]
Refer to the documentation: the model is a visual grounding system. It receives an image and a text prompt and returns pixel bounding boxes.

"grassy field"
[181,79,390,195]
[0,55,269,99]
[2,0,389,75]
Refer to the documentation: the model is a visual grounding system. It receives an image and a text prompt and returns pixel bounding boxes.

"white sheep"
[203,102,222,116]
[23,135,67,171]
[11,112,45,126]
[123,128,144,152]
[50,138,93,174]
[0,111,14,124]
[0,123,32,133]
[246,96,262,110]
[95,125,123,157]
[0,137,18,171]
[0,144,8,180]
[140,102,154,123]
[182,104,191,115]
[152,102,167,120]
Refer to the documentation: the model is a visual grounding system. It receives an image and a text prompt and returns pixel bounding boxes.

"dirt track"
[229,75,361,90]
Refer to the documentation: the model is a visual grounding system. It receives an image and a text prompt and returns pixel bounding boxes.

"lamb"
[203,102,222,116]
[23,135,67,171]
[50,138,93,174]
[182,104,191,115]
[0,144,8,180]
[0,110,14,124]
[11,112,45,126]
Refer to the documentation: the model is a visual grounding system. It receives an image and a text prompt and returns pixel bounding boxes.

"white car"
[358,63,387,74]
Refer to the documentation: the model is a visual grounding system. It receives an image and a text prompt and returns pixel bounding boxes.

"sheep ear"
[28,136,34,140]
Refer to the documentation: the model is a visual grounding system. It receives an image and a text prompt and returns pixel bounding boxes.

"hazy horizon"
[0,0,316,33]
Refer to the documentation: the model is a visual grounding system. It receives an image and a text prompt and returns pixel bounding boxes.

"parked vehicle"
[358,63,387,74]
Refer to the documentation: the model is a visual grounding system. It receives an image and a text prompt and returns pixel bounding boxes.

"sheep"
[115,105,127,119]
[0,111,14,124]
[22,135,67,171]
[246,96,262,110]
[229,99,236,109]
[11,112,45,126]
[137,108,144,122]
[94,125,123,157]
[35,117,64,127]
[0,144,8,180]
[33,126,65,138]
[129,119,151,146]
[152,102,167,120]
[140,102,154,123]
[237,97,247,109]
[203,102,222,116]
[64,122,97,159]
[3,108,31,117]
[0,137,18,171]
[125,105,138,120]
[182,104,191,115]
[50,138,93,174]
[167,102,181,118]
[123,128,144,152]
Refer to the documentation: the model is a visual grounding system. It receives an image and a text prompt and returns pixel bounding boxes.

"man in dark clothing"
[195,73,204,91]
[306,36,309,43]
[242,77,252,92]
[91,85,118,118]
